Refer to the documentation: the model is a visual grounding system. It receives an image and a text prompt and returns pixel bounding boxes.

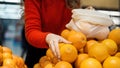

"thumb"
[60,37,72,44]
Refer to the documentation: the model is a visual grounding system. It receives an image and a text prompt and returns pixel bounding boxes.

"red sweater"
[25,0,72,48]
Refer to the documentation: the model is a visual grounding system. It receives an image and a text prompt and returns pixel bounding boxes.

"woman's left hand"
[46,33,71,59]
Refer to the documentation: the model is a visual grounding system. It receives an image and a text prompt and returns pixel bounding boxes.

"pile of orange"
[0,46,27,68]
[34,28,120,68]
[61,29,87,50]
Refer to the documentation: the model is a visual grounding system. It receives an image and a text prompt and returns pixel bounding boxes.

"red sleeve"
[25,0,49,48]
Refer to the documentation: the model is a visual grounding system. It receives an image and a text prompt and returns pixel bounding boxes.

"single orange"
[74,53,89,68]
[67,30,87,50]
[84,40,98,53]
[33,63,41,68]
[61,29,70,39]
[80,58,102,68]
[54,61,73,68]
[103,56,120,68]
[60,43,78,63]
[88,43,109,62]
[102,39,118,55]
[108,28,120,46]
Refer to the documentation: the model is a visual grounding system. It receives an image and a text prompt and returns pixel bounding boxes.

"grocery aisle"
[0,0,25,59]
[3,23,23,57]
[1,19,24,58]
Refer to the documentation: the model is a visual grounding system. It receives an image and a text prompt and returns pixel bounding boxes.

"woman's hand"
[46,33,71,59]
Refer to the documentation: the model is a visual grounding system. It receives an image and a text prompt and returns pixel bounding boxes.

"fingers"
[54,40,60,59]
[59,37,72,44]
[49,41,57,57]
[49,40,60,59]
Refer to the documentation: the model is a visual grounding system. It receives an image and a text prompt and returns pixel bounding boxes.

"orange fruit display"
[0,46,27,68]
[33,27,120,68]
[103,56,120,68]
[102,39,118,55]
[80,58,102,68]
[88,43,109,62]
[108,28,120,46]
[54,61,73,68]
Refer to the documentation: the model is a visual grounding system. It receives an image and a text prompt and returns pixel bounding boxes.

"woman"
[24,0,80,68]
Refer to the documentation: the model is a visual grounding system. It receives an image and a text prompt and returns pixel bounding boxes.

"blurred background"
[0,0,120,59]
[0,0,24,57]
